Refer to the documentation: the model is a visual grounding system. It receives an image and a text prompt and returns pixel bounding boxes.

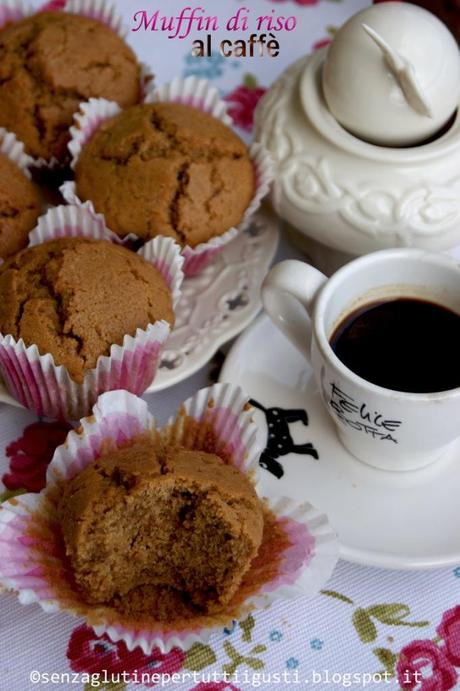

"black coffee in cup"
[329,297,460,393]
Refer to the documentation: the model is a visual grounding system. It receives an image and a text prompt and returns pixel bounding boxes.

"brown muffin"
[75,103,255,248]
[0,153,42,259]
[59,441,264,615]
[0,237,173,383]
[0,12,141,163]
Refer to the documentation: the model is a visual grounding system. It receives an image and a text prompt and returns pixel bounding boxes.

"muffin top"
[0,153,42,260]
[0,237,173,382]
[75,102,255,248]
[0,11,141,162]
[59,440,264,612]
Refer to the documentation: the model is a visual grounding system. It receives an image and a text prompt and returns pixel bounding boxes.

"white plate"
[220,314,460,571]
[0,209,279,407]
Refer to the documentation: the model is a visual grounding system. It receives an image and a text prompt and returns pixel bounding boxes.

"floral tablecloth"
[2,1,460,690]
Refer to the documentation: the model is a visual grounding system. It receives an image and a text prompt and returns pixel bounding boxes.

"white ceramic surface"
[0,208,279,408]
[322,4,460,146]
[220,315,460,570]
[261,250,460,471]
[254,45,460,260]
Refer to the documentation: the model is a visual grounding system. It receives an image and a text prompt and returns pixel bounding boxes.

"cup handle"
[262,260,327,360]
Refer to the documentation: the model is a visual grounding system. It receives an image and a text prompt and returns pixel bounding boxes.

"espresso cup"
[262,248,460,471]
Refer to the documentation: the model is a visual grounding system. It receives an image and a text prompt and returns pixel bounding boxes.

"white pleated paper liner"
[0,0,30,28]
[0,0,153,168]
[61,76,275,276]
[144,75,234,125]
[0,385,338,654]
[0,205,184,420]
[0,127,34,178]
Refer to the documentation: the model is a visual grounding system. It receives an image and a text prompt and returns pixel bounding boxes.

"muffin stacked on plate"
[0,203,184,421]
[74,102,255,249]
[0,237,174,383]
[0,10,142,164]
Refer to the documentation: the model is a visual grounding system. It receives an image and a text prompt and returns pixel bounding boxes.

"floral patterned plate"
[0,208,279,408]
[220,314,460,571]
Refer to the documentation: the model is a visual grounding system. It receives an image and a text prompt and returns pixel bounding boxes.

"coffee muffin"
[0,152,42,259]
[0,237,173,383]
[75,102,255,248]
[59,440,264,615]
[0,11,141,163]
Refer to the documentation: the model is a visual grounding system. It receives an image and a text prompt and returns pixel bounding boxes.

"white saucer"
[220,315,460,571]
[0,208,279,407]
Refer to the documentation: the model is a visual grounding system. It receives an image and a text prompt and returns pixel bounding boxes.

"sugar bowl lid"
[322,2,460,147]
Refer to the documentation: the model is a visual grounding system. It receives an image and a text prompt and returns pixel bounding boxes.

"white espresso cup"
[262,248,460,471]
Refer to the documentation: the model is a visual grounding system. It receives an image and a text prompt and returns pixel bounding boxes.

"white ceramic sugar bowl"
[254,3,460,274]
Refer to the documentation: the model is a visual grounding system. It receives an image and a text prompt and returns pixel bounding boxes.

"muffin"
[74,102,255,248]
[0,11,141,163]
[0,385,338,654]
[0,152,42,259]
[0,237,174,383]
[59,440,264,615]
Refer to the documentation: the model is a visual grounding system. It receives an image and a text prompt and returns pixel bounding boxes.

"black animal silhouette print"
[250,399,319,479]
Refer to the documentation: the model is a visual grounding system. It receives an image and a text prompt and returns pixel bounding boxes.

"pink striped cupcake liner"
[0,384,338,654]
[0,127,34,177]
[0,205,184,420]
[61,76,275,276]
[0,0,153,168]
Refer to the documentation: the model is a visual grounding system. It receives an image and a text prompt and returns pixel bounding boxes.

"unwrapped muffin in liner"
[0,0,153,168]
[0,204,184,420]
[61,76,275,276]
[0,384,338,653]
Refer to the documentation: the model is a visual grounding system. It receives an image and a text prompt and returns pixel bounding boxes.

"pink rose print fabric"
[2,421,72,494]
[224,78,267,133]
[397,640,457,690]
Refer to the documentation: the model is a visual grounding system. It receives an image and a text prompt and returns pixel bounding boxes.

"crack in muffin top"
[0,237,174,382]
[0,11,141,162]
[75,102,255,247]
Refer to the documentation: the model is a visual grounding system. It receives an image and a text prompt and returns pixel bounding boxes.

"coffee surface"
[329,298,460,393]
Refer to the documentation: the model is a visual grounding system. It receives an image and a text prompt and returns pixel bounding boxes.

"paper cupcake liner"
[0,0,153,169]
[60,0,126,38]
[145,75,233,125]
[67,98,122,169]
[0,127,34,178]
[62,77,275,275]
[0,205,184,420]
[0,386,338,654]
[0,0,31,28]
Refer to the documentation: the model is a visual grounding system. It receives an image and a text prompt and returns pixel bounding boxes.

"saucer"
[0,208,279,408]
[220,315,460,570]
